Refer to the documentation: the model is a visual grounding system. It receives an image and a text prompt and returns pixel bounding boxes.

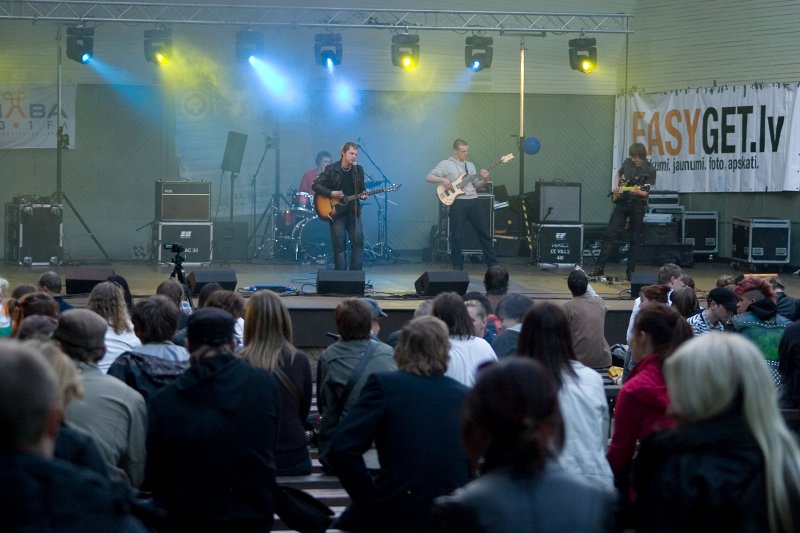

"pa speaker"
[187,270,237,295]
[317,270,365,296]
[65,268,115,295]
[415,270,470,297]
[630,272,658,300]
[221,131,248,173]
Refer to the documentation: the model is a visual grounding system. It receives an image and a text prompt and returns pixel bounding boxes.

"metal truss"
[0,2,632,34]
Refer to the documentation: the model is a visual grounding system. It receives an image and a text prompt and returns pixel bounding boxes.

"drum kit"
[273,190,331,262]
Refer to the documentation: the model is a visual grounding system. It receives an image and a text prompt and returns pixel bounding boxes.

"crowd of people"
[2,264,800,532]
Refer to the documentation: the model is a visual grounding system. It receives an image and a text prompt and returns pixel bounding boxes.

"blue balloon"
[523,136,541,155]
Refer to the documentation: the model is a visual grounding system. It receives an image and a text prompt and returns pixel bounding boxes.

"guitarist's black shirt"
[312,161,365,215]
[617,157,656,203]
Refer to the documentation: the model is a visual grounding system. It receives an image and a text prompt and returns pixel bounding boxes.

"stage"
[2,254,792,349]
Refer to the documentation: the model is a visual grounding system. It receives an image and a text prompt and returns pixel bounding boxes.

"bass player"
[312,141,368,271]
[425,138,498,271]
[592,142,656,279]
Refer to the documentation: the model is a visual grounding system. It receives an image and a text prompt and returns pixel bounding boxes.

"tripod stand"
[166,243,194,310]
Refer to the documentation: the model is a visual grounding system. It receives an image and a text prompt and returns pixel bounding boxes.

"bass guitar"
[612,183,650,202]
[436,153,515,206]
[315,184,402,221]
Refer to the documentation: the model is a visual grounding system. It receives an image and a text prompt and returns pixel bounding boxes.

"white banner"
[613,84,800,192]
[0,83,76,149]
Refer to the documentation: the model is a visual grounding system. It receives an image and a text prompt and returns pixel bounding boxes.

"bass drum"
[291,217,331,260]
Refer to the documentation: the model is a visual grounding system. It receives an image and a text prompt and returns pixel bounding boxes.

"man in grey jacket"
[316,298,395,471]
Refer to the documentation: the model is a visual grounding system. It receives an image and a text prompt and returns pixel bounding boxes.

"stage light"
[315,33,342,69]
[144,28,172,64]
[569,37,597,73]
[465,36,493,72]
[66,26,94,64]
[391,34,419,70]
[236,29,264,63]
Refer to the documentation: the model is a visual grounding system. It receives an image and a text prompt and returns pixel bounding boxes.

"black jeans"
[448,198,497,269]
[329,210,363,270]
[598,198,646,271]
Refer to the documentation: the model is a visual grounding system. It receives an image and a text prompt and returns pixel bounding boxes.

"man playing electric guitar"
[312,141,369,271]
[592,142,657,279]
[426,138,498,271]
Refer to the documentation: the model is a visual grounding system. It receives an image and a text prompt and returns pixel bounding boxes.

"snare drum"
[291,217,331,260]
[292,192,314,213]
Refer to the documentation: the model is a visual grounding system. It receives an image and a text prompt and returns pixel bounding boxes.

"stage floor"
[3,254,796,347]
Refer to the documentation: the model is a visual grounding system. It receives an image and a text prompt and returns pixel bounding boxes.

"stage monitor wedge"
[415,270,470,297]
[187,269,237,295]
[317,270,365,296]
[65,268,115,295]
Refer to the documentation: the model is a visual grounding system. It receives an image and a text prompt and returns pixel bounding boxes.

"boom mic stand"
[248,134,273,257]
[356,138,396,261]
[531,206,556,270]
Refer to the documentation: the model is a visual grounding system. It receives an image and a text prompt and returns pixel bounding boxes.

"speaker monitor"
[530,182,581,224]
[317,270,365,296]
[65,268,115,295]
[630,272,658,300]
[187,270,238,295]
[415,270,470,297]
[221,131,248,173]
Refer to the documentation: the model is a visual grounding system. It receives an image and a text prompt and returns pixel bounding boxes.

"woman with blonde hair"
[88,281,141,372]
[635,333,800,532]
[240,289,312,476]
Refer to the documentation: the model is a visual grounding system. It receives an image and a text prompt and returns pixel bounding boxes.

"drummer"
[299,150,333,194]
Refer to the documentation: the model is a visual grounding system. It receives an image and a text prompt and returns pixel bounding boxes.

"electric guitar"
[315,184,402,221]
[436,153,515,206]
[612,183,650,202]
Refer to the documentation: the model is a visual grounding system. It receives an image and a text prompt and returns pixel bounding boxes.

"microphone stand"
[248,134,272,258]
[531,206,555,269]
[356,138,397,262]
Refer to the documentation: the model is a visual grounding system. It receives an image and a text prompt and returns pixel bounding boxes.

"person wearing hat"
[145,307,281,531]
[57,309,147,487]
[688,287,739,337]
[361,297,388,339]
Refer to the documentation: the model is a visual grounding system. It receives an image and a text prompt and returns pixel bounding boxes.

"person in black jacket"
[146,307,280,532]
[329,316,471,533]
[634,333,800,533]
[312,141,368,271]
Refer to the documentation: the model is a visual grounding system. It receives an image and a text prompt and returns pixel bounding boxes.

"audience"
[432,292,497,387]
[88,282,141,372]
[465,299,487,338]
[483,265,509,313]
[9,292,59,336]
[462,292,501,343]
[778,318,800,409]
[431,358,616,532]
[0,341,146,531]
[562,269,612,370]
[360,297,388,339]
[669,286,701,318]
[6,284,37,334]
[17,314,59,341]
[330,316,471,532]
[37,271,72,312]
[607,304,692,481]
[491,294,534,358]
[626,263,683,346]
[0,276,9,336]
[108,274,134,314]
[240,290,313,476]
[731,277,790,384]
[316,298,396,471]
[197,282,222,308]
[146,307,280,531]
[56,309,147,487]
[387,300,433,348]
[204,289,246,348]
[769,277,800,322]
[517,302,614,489]
[635,333,800,532]
[687,287,737,336]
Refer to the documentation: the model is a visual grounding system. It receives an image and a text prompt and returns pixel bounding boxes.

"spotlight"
[569,37,597,73]
[315,33,342,69]
[391,34,419,70]
[465,36,493,72]
[236,29,264,63]
[144,28,172,64]
[66,26,94,64]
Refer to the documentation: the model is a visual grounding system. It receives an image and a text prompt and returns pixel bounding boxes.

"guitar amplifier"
[155,181,211,221]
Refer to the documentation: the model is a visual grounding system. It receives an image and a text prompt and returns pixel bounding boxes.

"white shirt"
[445,336,497,387]
[98,323,141,373]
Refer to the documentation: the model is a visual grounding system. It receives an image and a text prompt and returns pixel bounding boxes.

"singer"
[592,142,656,279]
[425,138,497,271]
